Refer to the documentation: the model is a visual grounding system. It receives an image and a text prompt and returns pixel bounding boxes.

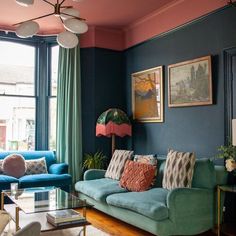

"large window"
[0,35,58,151]
[0,41,35,151]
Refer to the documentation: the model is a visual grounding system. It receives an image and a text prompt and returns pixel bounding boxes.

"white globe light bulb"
[64,19,88,34]
[57,31,79,49]
[15,21,39,38]
[61,8,80,20]
[15,0,34,7]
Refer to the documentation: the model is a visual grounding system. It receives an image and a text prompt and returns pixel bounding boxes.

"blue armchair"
[0,151,72,193]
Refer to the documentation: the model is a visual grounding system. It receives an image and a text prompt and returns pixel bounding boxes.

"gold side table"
[217,185,236,236]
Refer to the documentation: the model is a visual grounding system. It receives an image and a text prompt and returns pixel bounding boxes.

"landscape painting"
[132,66,163,122]
[168,56,212,107]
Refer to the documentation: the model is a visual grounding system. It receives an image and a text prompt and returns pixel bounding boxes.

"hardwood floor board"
[78,208,218,236]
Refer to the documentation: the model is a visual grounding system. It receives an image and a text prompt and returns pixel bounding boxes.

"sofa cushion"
[19,174,71,188]
[105,150,133,180]
[134,154,158,186]
[0,175,19,191]
[3,154,26,178]
[75,178,127,202]
[162,149,196,190]
[134,154,157,165]
[25,157,48,175]
[120,160,156,192]
[106,188,169,221]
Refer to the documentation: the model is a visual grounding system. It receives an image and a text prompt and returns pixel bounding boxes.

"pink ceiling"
[0,0,230,50]
[0,0,173,34]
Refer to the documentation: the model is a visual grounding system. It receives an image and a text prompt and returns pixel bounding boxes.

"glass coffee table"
[1,187,91,235]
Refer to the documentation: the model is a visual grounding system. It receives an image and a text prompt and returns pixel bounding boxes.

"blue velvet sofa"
[0,151,72,193]
[75,158,227,236]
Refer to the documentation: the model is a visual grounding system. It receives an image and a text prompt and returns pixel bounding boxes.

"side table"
[217,185,236,236]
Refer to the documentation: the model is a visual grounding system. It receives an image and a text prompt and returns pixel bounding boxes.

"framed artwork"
[168,55,212,107]
[132,66,163,122]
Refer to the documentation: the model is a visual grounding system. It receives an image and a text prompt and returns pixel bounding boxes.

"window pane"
[51,46,59,96]
[49,98,57,150]
[0,97,35,151]
[0,41,35,96]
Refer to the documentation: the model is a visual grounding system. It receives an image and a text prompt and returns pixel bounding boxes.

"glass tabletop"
[218,185,236,193]
[3,186,91,214]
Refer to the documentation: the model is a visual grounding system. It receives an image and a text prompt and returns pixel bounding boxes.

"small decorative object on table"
[11,182,18,194]
[46,209,86,227]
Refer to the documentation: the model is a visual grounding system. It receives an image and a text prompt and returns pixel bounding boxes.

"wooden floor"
[78,208,217,236]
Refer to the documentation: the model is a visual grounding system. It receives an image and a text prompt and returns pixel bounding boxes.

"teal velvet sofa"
[75,158,227,236]
[0,151,72,193]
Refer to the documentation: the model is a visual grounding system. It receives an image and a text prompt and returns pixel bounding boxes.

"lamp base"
[112,135,115,155]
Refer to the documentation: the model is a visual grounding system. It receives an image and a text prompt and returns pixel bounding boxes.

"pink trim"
[80,0,227,50]
[96,122,132,137]
[124,0,226,49]
[80,26,125,51]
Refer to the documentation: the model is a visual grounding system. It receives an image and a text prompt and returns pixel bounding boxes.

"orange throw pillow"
[119,160,156,192]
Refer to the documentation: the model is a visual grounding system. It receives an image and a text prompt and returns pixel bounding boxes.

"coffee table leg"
[15,206,20,232]
[83,199,87,236]
[1,192,4,210]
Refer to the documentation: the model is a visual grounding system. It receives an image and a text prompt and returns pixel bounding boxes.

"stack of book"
[46,209,86,227]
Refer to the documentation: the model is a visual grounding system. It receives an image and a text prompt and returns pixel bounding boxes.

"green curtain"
[56,44,82,185]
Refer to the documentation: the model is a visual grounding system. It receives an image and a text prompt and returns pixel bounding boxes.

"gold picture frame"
[132,66,163,122]
[168,55,212,107]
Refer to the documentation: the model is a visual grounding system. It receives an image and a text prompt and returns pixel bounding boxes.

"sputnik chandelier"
[15,0,88,48]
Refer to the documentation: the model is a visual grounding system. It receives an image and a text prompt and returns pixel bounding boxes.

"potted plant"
[83,151,107,170]
[217,141,236,174]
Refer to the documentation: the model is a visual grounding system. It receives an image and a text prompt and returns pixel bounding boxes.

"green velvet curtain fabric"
[56,44,82,185]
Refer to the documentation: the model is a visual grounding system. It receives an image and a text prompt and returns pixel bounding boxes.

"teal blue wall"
[124,6,236,158]
[81,48,127,159]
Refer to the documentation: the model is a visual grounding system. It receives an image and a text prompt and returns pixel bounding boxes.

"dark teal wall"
[124,6,236,158]
[81,48,127,158]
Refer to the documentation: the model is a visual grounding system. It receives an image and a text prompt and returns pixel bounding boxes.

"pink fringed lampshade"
[96,108,132,154]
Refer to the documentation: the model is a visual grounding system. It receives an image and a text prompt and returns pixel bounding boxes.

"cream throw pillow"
[162,149,196,190]
[105,150,133,180]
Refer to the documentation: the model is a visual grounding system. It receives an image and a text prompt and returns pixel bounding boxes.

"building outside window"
[0,37,58,151]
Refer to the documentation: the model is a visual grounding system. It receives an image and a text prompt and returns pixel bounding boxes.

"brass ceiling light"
[14,0,88,48]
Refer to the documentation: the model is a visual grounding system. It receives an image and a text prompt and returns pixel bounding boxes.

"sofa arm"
[84,169,106,180]
[215,165,228,185]
[49,163,68,175]
[167,188,214,222]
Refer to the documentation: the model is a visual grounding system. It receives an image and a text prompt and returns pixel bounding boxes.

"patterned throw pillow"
[162,149,196,190]
[120,160,156,192]
[105,150,133,180]
[25,157,48,175]
[0,160,3,174]
[134,154,158,185]
[134,155,157,165]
